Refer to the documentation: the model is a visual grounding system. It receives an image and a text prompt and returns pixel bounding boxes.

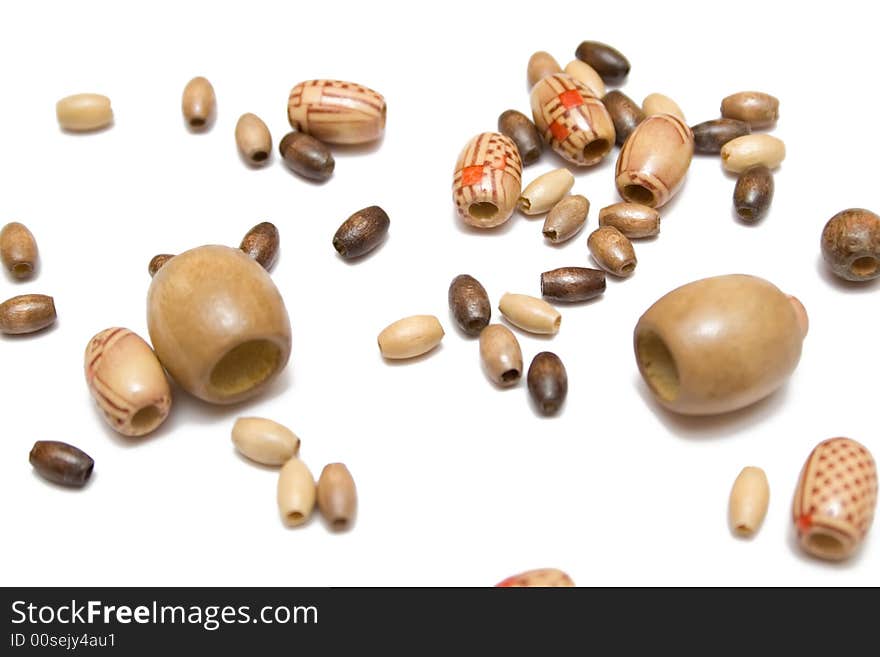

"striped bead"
[452,132,522,228]
[287,79,386,145]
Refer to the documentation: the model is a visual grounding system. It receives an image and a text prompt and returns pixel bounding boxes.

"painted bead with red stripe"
[452,132,522,228]
[288,79,386,144]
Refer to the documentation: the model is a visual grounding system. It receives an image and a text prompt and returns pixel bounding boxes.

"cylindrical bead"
[526,51,562,87]
[574,40,630,84]
[527,352,568,415]
[720,134,785,173]
[29,441,94,487]
[277,458,316,527]
[181,77,216,129]
[56,93,112,132]
[0,294,56,334]
[333,206,390,259]
[519,168,575,215]
[721,91,779,129]
[734,166,774,223]
[232,417,300,466]
[452,132,522,228]
[541,267,606,302]
[317,463,357,530]
[729,466,770,537]
[543,194,590,243]
[642,93,686,122]
[448,274,491,336]
[240,221,280,271]
[602,90,644,146]
[598,202,660,238]
[563,60,605,97]
[497,110,543,166]
[279,131,335,181]
[288,79,386,144]
[479,324,523,386]
[377,315,444,359]
[235,113,272,165]
[0,222,38,279]
[588,226,637,277]
[498,293,561,335]
[691,118,751,154]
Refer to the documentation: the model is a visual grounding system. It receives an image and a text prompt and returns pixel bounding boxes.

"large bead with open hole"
[452,132,522,228]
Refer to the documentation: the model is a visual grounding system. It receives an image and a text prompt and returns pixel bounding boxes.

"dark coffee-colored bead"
[448,274,491,336]
[332,206,390,259]
[279,131,334,181]
[541,267,606,302]
[575,41,630,84]
[733,166,774,223]
[29,441,94,487]
[240,221,280,270]
[527,352,568,415]
[691,119,751,154]
[602,90,644,146]
[498,109,543,166]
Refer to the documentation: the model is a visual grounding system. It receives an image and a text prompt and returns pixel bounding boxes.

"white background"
[1,0,877,587]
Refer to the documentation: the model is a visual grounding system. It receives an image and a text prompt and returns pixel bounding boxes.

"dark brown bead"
[602,91,644,146]
[0,294,56,334]
[733,166,774,223]
[448,274,491,336]
[575,41,630,84]
[279,131,334,181]
[527,352,568,415]
[29,441,94,487]
[148,254,174,277]
[821,208,880,281]
[541,267,606,302]
[240,221,280,270]
[691,119,751,154]
[497,109,543,166]
[332,206,389,259]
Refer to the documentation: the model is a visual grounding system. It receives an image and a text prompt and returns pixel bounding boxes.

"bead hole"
[543,229,557,241]
[850,256,879,277]
[332,518,349,530]
[806,532,845,558]
[251,151,268,162]
[209,339,281,398]
[636,330,680,401]
[621,262,635,275]
[12,263,33,277]
[469,202,499,221]
[189,118,206,128]
[737,208,754,220]
[131,405,163,433]
[501,369,520,383]
[287,511,304,523]
[583,139,610,160]
[466,319,485,333]
[623,184,655,206]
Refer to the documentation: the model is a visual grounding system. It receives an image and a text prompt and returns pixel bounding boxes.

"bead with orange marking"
[452,132,523,228]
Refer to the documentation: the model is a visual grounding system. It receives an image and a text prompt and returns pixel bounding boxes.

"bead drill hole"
[623,185,655,206]
[189,118,206,128]
[287,511,304,523]
[209,339,281,398]
[543,229,557,241]
[332,518,349,530]
[466,319,484,333]
[737,208,754,220]
[251,151,268,162]
[131,405,163,432]
[469,202,499,221]
[806,532,845,558]
[850,256,879,277]
[734,523,752,536]
[636,330,680,402]
[583,139,610,160]
[621,262,635,275]
[501,369,520,383]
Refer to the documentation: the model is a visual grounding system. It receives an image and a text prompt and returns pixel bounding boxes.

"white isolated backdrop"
[0,0,877,587]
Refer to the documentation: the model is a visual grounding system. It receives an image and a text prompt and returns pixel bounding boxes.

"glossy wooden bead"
[29,441,94,487]
[691,119,751,154]
[277,458,316,527]
[720,134,785,173]
[0,294,56,335]
[634,274,806,415]
[598,202,660,238]
[181,77,215,129]
[232,417,300,466]
[530,74,615,166]
[563,60,605,97]
[498,293,561,335]
[734,166,774,223]
[240,221,279,270]
[527,352,568,415]
[147,245,291,405]
[279,131,335,181]
[0,222,38,279]
[448,274,491,336]
[452,132,522,228]
[288,79,386,144]
[543,194,589,243]
[540,267,605,302]
[588,226,636,277]
[575,40,630,84]
[84,328,172,436]
[56,93,112,132]
[377,315,444,359]
[479,324,523,386]
[333,206,390,259]
[526,51,562,87]
[496,568,574,587]
[793,438,876,561]
[616,114,693,208]
[317,463,357,530]
[721,91,779,129]
[497,110,543,166]
[519,168,575,215]
[602,90,644,147]
[729,466,769,537]
[148,254,174,277]
[235,113,272,165]
[820,208,880,281]
[642,93,686,122]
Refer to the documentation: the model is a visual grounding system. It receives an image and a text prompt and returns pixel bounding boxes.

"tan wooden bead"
[0,294,56,335]
[288,79,386,144]
[452,132,522,228]
[377,315,444,359]
[519,168,575,215]
[721,91,779,129]
[721,134,785,173]
[231,417,300,466]
[56,93,113,132]
[729,467,770,537]
[235,113,272,165]
[527,51,562,87]
[277,458,316,527]
[317,463,357,530]
[479,324,523,386]
[563,60,605,97]
[496,568,574,587]
[0,222,38,279]
[543,194,590,243]
[642,93,686,122]
[598,202,660,238]
[498,293,561,335]
[148,254,174,277]
[181,77,216,129]
[588,226,637,277]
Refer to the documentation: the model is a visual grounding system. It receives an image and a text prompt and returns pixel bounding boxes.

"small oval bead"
[288,79,386,144]
[232,417,300,466]
[240,221,280,271]
[333,206,390,259]
[496,568,574,587]
[452,132,523,228]
[84,328,172,437]
[317,463,358,530]
[498,293,561,335]
[235,113,272,165]
[29,441,94,487]
[148,254,174,277]
[0,294,56,335]
[721,134,785,173]
[563,60,605,97]
[526,51,563,87]
[56,93,113,132]
[541,267,606,302]
[181,76,216,129]
[377,315,444,359]
[543,194,590,243]
[602,90,645,147]
[479,324,523,386]
[279,131,335,181]
[0,222,38,279]
[588,227,637,277]
[497,110,543,166]
[729,466,769,537]
[721,91,779,129]
[277,458,316,527]
[734,165,774,223]
[448,274,491,336]
[520,168,575,215]
[598,202,660,238]
[820,208,880,281]
[575,40,630,84]
[691,118,751,154]
[642,93,686,122]
[527,352,568,415]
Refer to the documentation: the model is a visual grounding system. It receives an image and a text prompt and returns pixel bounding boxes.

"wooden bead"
[820,208,880,281]
[56,93,112,132]
[279,131,335,181]
[793,438,876,561]
[575,40,630,84]
[721,134,785,173]
[317,463,357,530]
[84,328,172,437]
[148,254,174,277]
[721,91,779,129]
[377,315,444,359]
[277,458,316,527]
[147,245,291,405]
[563,60,605,97]
[729,466,769,537]
[541,267,605,302]
[588,226,636,277]
[235,113,272,165]
[642,93,686,122]
[181,77,215,129]
[452,132,522,228]
[231,417,300,466]
[531,74,615,166]
[496,568,574,587]
[526,51,562,87]
[287,79,386,144]
[602,90,644,147]
[497,110,543,166]
[634,274,806,415]
[691,118,751,154]
[0,222,38,279]
[479,324,523,386]
[448,274,491,336]
[733,166,774,223]
[29,441,94,487]
[543,194,590,243]
[0,294,56,335]
[240,221,279,271]
[332,206,390,259]
[598,202,660,238]
[498,293,561,335]
[519,168,575,215]
[527,352,568,415]
[615,114,694,208]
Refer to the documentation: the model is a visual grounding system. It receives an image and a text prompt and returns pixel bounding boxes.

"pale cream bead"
[377,315,444,359]
[498,293,561,335]
[231,417,300,466]
[519,168,575,215]
[563,60,605,97]
[56,93,113,132]
[721,134,786,173]
[729,466,770,537]
[642,93,686,122]
[277,458,316,527]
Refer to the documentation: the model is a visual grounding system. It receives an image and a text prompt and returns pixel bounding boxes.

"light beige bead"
[543,194,590,243]
[642,93,686,122]
[588,226,637,277]
[479,324,523,386]
[277,458,316,527]
[598,202,660,238]
[84,328,172,437]
[563,60,605,97]
[499,293,561,335]
[377,315,444,360]
[234,113,272,165]
[519,168,575,215]
[56,93,113,132]
[497,568,574,587]
[729,466,770,537]
[181,76,216,129]
[231,417,300,466]
[721,134,786,173]
[527,51,563,87]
